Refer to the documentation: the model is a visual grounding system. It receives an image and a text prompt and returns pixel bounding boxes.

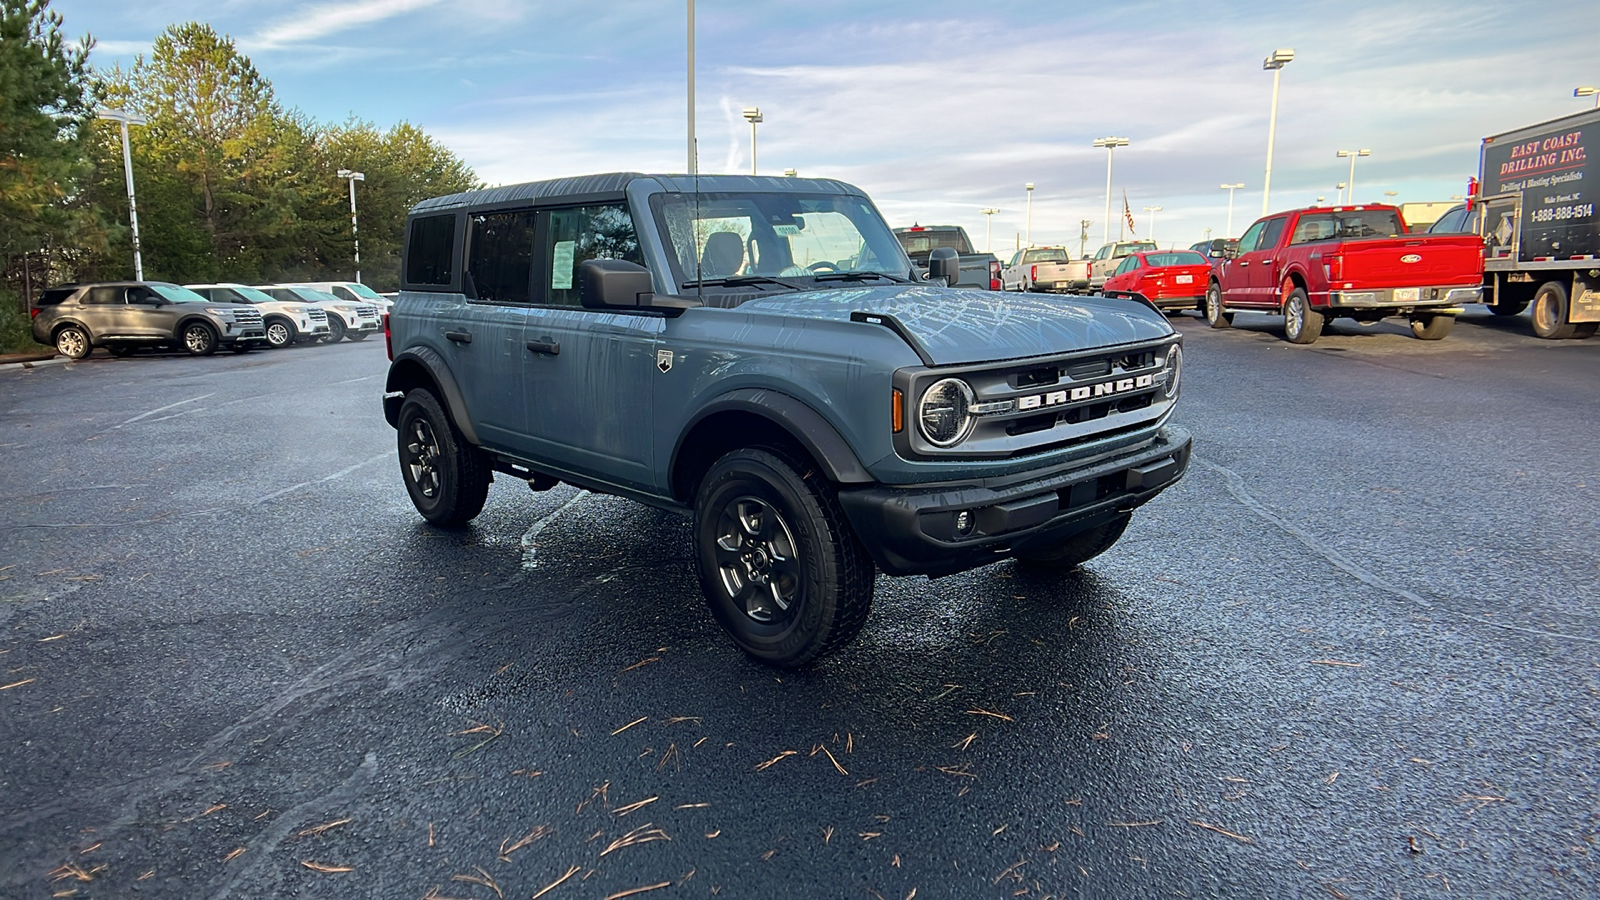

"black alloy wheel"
[396,389,490,527]
[181,322,218,356]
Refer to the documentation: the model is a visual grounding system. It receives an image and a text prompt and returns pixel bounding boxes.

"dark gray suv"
[31,282,266,358]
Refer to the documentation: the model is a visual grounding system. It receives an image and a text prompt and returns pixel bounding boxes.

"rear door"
[75,286,129,338]
[454,208,537,452]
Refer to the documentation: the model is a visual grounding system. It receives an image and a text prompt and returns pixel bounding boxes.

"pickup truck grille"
[900,340,1178,459]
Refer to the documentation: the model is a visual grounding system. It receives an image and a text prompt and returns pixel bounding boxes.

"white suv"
[186,284,330,348]
[259,285,380,343]
[290,281,392,315]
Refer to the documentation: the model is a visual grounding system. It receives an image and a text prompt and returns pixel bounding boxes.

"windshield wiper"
[680,275,809,290]
[811,271,911,284]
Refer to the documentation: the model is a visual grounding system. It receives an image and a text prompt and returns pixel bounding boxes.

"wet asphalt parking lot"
[0,308,1596,900]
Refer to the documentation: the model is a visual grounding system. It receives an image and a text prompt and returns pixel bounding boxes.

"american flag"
[1123,190,1137,237]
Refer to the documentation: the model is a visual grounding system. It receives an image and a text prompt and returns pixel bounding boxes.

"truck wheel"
[181,322,219,356]
[693,447,875,668]
[1204,282,1233,328]
[397,389,491,527]
[1014,515,1130,572]
[1283,287,1323,344]
[1409,314,1455,340]
[54,325,91,359]
[1531,282,1577,339]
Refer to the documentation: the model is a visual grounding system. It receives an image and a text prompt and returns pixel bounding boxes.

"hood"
[733,284,1174,366]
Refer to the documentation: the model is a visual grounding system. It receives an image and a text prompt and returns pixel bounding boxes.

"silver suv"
[186,283,330,348]
[31,281,266,358]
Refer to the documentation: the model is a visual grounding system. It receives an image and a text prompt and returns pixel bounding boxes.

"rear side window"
[405,214,456,287]
[38,287,77,305]
[85,286,123,305]
[467,209,537,304]
[541,204,643,307]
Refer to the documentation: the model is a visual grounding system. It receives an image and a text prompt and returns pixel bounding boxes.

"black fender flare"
[673,388,873,488]
[382,346,482,445]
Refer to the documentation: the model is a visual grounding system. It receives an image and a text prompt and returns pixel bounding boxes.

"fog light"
[954,510,974,535]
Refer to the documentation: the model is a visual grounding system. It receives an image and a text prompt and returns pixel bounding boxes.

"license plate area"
[1393,287,1420,303]
[1175,274,1193,284]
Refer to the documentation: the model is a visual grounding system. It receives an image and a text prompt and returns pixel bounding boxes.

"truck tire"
[1531,282,1578,339]
[397,389,491,527]
[693,447,875,668]
[1409,314,1455,340]
[1014,514,1130,572]
[1283,287,1323,344]
[1204,282,1233,328]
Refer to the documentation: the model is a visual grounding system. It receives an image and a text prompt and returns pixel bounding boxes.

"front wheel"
[1204,283,1233,328]
[181,322,218,356]
[1283,287,1323,344]
[397,390,491,527]
[693,448,875,668]
[1015,515,1130,572]
[264,319,294,348]
[1410,314,1455,340]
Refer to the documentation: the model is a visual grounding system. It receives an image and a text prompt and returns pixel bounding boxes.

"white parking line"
[117,393,215,427]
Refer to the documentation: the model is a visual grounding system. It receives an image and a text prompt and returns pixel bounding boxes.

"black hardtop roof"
[410,173,870,215]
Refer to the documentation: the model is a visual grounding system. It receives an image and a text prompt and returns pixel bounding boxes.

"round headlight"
[1161,345,1182,399]
[918,378,975,447]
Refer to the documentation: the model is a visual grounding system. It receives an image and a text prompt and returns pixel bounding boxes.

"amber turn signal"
[892,389,904,433]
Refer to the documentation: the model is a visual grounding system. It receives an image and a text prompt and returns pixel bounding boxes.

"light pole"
[1316,195,1326,206]
[1576,86,1599,108]
[1024,183,1035,246]
[336,169,365,283]
[1093,137,1129,246]
[742,106,763,175]
[1142,206,1163,243]
[1261,48,1295,216]
[1220,182,1244,236]
[96,106,148,280]
[1337,149,1370,204]
[687,0,696,174]
[1078,219,1091,258]
[783,168,797,177]
[1384,190,1398,205]
[1335,182,1347,205]
[980,208,999,253]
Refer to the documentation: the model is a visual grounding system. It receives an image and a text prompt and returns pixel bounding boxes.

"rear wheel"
[1531,282,1577,339]
[1409,313,1455,340]
[54,325,90,359]
[397,389,491,527]
[693,447,875,668]
[1015,515,1130,572]
[1283,287,1323,344]
[1204,282,1233,328]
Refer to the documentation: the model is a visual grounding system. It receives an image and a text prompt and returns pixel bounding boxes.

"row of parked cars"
[29,280,390,359]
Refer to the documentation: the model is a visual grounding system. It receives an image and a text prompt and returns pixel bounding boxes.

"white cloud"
[248,0,440,49]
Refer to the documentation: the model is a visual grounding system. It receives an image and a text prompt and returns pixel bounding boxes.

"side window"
[85,287,122,305]
[1113,257,1134,276]
[1236,221,1266,253]
[467,209,537,304]
[1258,217,1288,250]
[1290,214,1335,245]
[332,286,357,301]
[126,286,159,304]
[540,204,644,307]
[405,214,456,287]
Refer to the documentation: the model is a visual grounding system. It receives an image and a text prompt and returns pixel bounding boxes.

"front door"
[1245,216,1289,308]
[521,202,662,493]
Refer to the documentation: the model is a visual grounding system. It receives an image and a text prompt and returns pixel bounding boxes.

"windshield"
[1145,251,1207,266]
[228,286,279,304]
[651,191,909,288]
[1023,249,1070,263]
[151,283,209,304]
[895,229,973,262]
[343,283,384,300]
[1114,242,1157,256]
[1289,210,1405,244]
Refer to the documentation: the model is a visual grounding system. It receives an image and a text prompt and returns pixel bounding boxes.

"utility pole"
[687,0,696,174]
[1078,219,1091,258]
[337,169,365,282]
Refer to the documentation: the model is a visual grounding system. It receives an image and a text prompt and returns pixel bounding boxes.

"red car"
[1100,249,1211,310]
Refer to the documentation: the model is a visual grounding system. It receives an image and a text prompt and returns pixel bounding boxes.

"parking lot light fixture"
[1220,183,1245,237]
[1142,206,1163,243]
[1092,137,1129,245]
[1261,48,1294,216]
[1335,182,1347,204]
[783,168,797,177]
[1024,183,1035,246]
[96,106,149,280]
[1384,190,1398,202]
[1337,149,1370,204]
[337,169,365,283]
[1576,86,1599,108]
[742,106,763,175]
[980,208,1000,253]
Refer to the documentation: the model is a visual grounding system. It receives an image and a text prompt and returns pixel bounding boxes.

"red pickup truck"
[1203,204,1484,343]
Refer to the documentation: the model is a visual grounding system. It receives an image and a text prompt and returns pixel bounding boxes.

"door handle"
[445,330,472,344]
[1237,261,1250,267]
[525,339,560,356]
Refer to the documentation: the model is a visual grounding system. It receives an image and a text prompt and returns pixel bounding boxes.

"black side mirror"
[1222,240,1240,259]
[927,247,961,286]
[579,259,654,310]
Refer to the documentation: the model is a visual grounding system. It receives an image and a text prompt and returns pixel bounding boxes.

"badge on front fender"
[657,349,674,373]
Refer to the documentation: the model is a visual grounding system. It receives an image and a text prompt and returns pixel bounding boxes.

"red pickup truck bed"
[1205,205,1484,344]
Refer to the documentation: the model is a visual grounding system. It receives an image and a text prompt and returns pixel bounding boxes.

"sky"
[58,0,1600,255]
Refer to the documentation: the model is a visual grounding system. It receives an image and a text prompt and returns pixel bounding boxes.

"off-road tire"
[1531,282,1577,340]
[1409,314,1455,340]
[54,325,90,359]
[1283,287,1323,344]
[693,447,875,668]
[1204,282,1233,328]
[181,322,218,356]
[264,318,294,348]
[397,389,491,527]
[1014,514,1131,572]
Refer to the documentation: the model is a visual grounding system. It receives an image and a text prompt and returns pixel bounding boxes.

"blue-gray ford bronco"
[383,173,1191,667]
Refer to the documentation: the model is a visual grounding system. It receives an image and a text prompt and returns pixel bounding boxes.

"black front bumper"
[837,426,1192,577]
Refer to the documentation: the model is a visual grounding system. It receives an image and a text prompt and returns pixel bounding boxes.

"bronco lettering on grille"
[1016,374,1154,411]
